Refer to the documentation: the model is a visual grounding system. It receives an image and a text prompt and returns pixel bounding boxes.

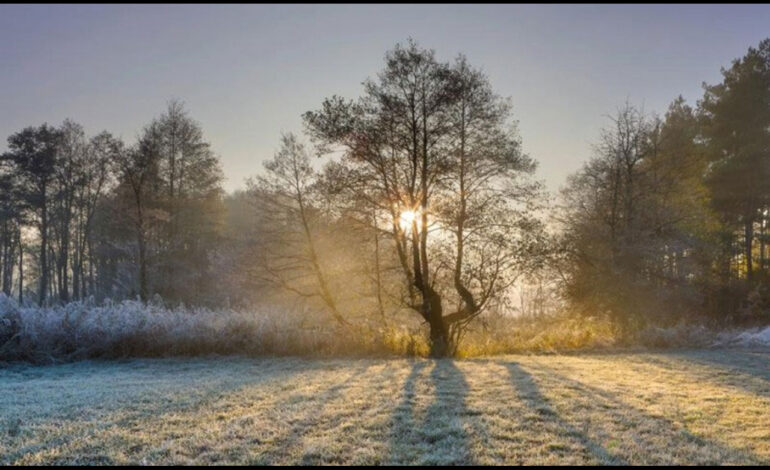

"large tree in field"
[1,125,61,305]
[304,41,545,356]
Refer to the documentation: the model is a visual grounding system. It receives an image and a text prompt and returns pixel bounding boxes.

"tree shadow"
[502,361,626,465]
[1,357,330,465]
[251,361,373,465]
[388,359,476,465]
[387,360,427,465]
[511,360,759,465]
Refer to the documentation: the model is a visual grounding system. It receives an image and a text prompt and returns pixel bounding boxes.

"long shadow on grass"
[517,360,760,465]
[0,357,332,465]
[503,362,626,465]
[253,361,373,465]
[387,360,428,464]
[388,359,475,465]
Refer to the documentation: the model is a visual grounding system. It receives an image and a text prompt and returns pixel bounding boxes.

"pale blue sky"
[2,4,769,192]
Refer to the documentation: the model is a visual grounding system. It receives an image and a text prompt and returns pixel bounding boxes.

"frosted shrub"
[714,325,770,348]
[0,294,384,363]
[634,323,714,348]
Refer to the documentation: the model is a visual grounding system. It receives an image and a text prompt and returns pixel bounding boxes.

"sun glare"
[399,209,419,233]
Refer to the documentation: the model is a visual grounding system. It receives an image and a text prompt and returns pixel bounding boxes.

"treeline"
[0,101,225,306]
[2,37,770,353]
[559,39,770,328]
[2,40,550,356]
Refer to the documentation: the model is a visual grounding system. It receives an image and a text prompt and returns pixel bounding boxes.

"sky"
[2,4,770,193]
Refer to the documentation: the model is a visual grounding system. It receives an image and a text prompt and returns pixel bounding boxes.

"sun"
[399,209,419,233]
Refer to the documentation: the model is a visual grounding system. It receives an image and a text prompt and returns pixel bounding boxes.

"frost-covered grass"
[1,350,769,465]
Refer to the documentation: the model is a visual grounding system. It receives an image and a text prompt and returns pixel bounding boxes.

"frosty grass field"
[2,349,770,465]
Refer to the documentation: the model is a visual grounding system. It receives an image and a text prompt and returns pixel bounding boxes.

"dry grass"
[2,349,769,465]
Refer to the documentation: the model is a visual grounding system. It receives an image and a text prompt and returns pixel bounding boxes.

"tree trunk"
[423,285,449,357]
[372,211,385,321]
[745,220,754,282]
[59,238,69,302]
[1,223,12,296]
[72,251,80,301]
[138,229,148,302]
[75,215,83,300]
[428,315,450,357]
[49,245,56,301]
[759,209,766,274]
[87,237,94,298]
[39,187,48,305]
[18,235,23,304]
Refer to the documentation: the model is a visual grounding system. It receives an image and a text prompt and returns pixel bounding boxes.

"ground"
[1,350,769,465]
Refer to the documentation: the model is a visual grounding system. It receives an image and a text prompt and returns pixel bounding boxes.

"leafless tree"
[304,41,546,355]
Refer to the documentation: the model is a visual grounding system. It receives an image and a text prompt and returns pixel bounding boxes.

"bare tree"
[305,41,545,355]
[558,100,719,326]
[247,133,349,327]
[114,138,160,302]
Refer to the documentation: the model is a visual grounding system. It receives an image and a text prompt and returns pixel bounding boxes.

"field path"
[1,350,769,465]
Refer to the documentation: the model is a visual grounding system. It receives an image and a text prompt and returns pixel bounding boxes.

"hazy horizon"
[2,4,770,193]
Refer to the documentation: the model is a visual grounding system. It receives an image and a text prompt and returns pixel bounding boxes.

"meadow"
[2,349,769,465]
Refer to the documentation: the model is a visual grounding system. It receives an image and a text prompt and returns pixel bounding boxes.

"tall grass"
[455,312,766,356]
